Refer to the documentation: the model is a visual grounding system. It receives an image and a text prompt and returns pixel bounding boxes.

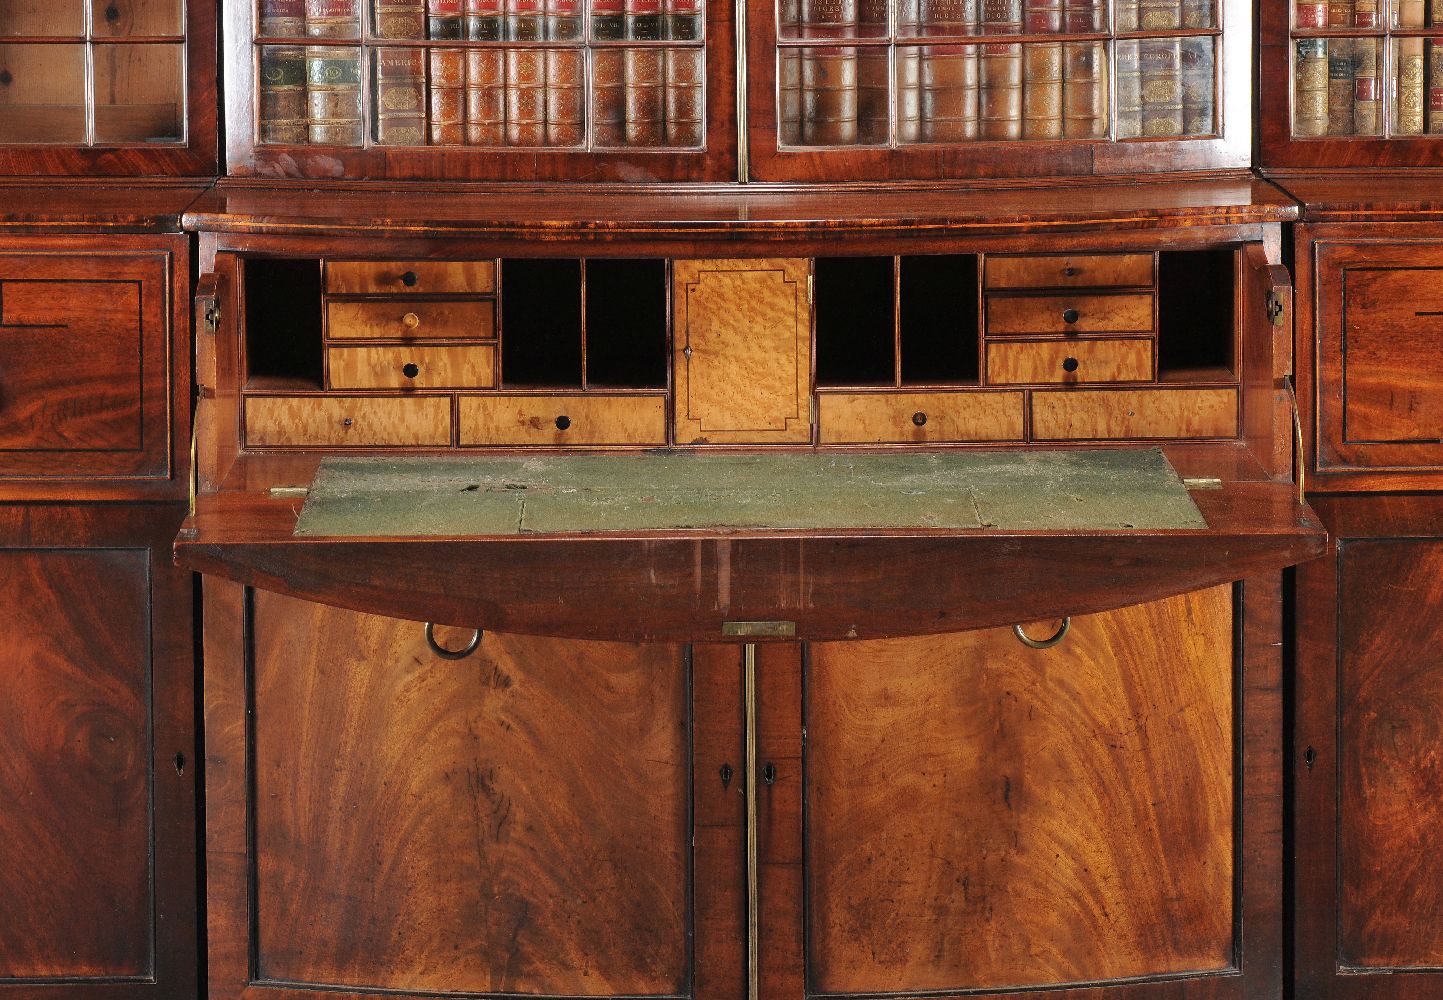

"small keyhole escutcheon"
[402,362,420,378]
[719,763,734,789]
[912,411,927,427]
[762,762,777,786]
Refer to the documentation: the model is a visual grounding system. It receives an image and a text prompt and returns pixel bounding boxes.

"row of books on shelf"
[260,44,703,146]
[777,0,1214,38]
[1294,36,1443,134]
[779,36,1213,145]
[260,0,703,42]
[1294,0,1440,29]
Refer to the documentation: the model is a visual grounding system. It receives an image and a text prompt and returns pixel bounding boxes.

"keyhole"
[761,762,777,786]
[1304,746,1316,769]
[719,763,733,789]
[911,411,927,427]
[174,752,186,776]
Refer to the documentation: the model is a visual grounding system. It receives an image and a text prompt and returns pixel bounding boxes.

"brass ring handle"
[1013,618,1070,649]
[402,311,421,329]
[425,622,482,660]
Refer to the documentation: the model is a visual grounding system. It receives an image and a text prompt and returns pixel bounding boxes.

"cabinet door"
[673,259,812,444]
[204,586,746,1000]
[0,504,196,1000]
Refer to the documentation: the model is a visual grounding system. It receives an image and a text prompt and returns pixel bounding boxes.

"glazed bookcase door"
[745,0,1249,180]
[0,0,216,174]
[229,0,736,179]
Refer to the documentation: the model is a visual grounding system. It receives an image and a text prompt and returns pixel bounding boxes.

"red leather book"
[624,47,666,144]
[979,0,1021,140]
[664,0,703,40]
[304,0,359,36]
[626,0,663,39]
[427,0,465,36]
[429,48,467,144]
[465,48,506,144]
[259,0,305,36]
[665,47,705,145]
[546,0,583,39]
[545,47,584,145]
[506,0,544,41]
[592,48,628,144]
[375,47,427,144]
[465,0,504,38]
[505,47,547,144]
[592,0,626,40]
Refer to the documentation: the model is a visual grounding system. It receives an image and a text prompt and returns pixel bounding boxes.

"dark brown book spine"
[545,47,584,145]
[777,49,803,143]
[898,46,923,141]
[1137,36,1182,136]
[305,0,360,35]
[428,47,467,143]
[547,0,583,39]
[624,47,666,144]
[1327,39,1355,134]
[375,46,427,144]
[592,49,628,144]
[306,44,363,143]
[427,0,464,35]
[259,45,309,143]
[626,0,663,38]
[466,0,504,37]
[1294,0,1327,26]
[1061,39,1106,138]
[979,0,1021,140]
[1022,42,1063,138]
[856,47,889,142]
[505,47,547,143]
[465,47,506,143]
[260,0,306,36]
[1429,39,1443,133]
[664,0,703,38]
[801,49,860,143]
[375,0,426,36]
[918,0,978,30]
[506,0,544,40]
[1353,40,1380,133]
[1115,39,1142,137]
[800,0,858,37]
[921,44,978,140]
[1327,0,1352,23]
[1352,0,1377,25]
[664,46,705,145]
[1061,0,1102,31]
[1178,36,1212,134]
[1180,0,1211,26]
[592,0,625,40]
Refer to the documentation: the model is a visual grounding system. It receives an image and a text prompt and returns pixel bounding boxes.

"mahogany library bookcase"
[4,0,1440,996]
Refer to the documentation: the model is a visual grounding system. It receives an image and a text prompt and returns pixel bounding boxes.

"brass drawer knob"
[911,411,928,427]
[1062,356,1080,373]
[402,362,420,378]
[402,311,421,329]
[1062,265,1079,277]
[1062,308,1080,324]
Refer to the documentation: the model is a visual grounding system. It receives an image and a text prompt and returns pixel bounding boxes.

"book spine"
[1352,0,1377,26]
[375,46,427,144]
[545,47,584,145]
[1061,39,1106,138]
[1430,39,1443,132]
[1294,0,1328,27]
[664,0,703,39]
[466,0,505,36]
[800,49,860,143]
[1434,0,1443,25]
[305,0,360,36]
[428,47,467,143]
[857,47,889,141]
[1138,0,1180,30]
[592,0,626,39]
[624,46,667,145]
[1178,36,1212,134]
[1138,36,1182,136]
[464,47,506,143]
[1114,0,1138,30]
[1327,38,1355,134]
[305,45,363,143]
[1400,38,1427,133]
[1353,40,1380,132]
[375,0,426,36]
[1180,0,1211,27]
[427,0,465,35]
[1115,39,1141,137]
[778,49,803,143]
[506,0,544,40]
[505,47,547,143]
[1061,0,1102,31]
[1327,0,1352,24]
[546,0,583,39]
[1022,42,1063,139]
[921,45,978,140]
[592,49,628,144]
[918,0,978,29]
[626,0,664,38]
[979,0,1021,140]
[258,45,310,143]
[799,0,859,37]
[259,0,307,36]
[898,46,923,141]
[664,46,705,145]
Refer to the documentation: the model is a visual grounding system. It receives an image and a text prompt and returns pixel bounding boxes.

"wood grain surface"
[1031,388,1238,440]
[249,591,692,995]
[986,338,1154,385]
[459,393,668,446]
[325,260,496,296]
[985,253,1155,289]
[326,299,496,341]
[326,344,497,390]
[1339,267,1443,445]
[816,391,1025,444]
[804,588,1236,993]
[245,395,452,447]
[986,293,1155,336]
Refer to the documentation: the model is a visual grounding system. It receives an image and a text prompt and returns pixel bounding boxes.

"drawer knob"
[1062,266,1078,277]
[1062,308,1080,324]
[1062,357,1080,373]
[402,362,420,379]
[911,411,928,427]
[402,311,421,329]
[400,270,418,287]
[555,415,571,430]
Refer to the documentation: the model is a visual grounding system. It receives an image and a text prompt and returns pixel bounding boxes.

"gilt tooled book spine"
[305,0,360,35]
[664,46,705,145]
[1137,0,1180,30]
[665,0,703,40]
[1397,0,1426,133]
[801,49,860,143]
[259,0,306,36]
[374,0,426,37]
[259,45,309,143]
[592,0,626,38]
[375,46,426,144]
[545,0,583,38]
[626,0,664,39]
[1022,42,1063,138]
[1327,39,1355,134]
[466,0,504,37]
[1115,40,1141,137]
[1294,0,1327,27]
[545,47,584,145]
[305,44,363,143]
[919,0,978,31]
[1180,0,1211,27]
[505,46,547,143]
[428,47,467,143]
[506,0,544,41]
[592,49,628,144]
[979,0,1021,140]
[1114,0,1137,31]
[1137,36,1182,136]
[1061,39,1106,138]
[800,0,858,38]
[465,47,506,143]
[1178,36,1212,134]
[1353,40,1380,133]
[624,47,666,144]
[1062,0,1103,32]
[921,45,979,141]
[427,0,465,36]
[1352,0,1377,26]
[1429,40,1443,132]
[1327,0,1352,24]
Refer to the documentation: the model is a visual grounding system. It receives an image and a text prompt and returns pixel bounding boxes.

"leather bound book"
[921,45,979,140]
[1023,0,1061,32]
[624,46,667,144]
[259,46,309,143]
[1138,36,1182,136]
[427,0,465,36]
[427,47,467,143]
[506,0,544,40]
[626,0,663,39]
[505,47,547,143]
[917,0,978,33]
[465,47,506,143]
[664,0,703,39]
[1434,0,1443,25]
[1062,0,1103,32]
[375,46,426,144]
[898,46,923,141]
[1327,39,1355,134]
[1180,0,1211,27]
[1353,41,1380,133]
[1022,42,1064,138]
[592,0,626,39]
[1399,39,1427,134]
[857,47,889,141]
[800,0,859,38]
[1327,0,1352,23]
[1292,38,1321,135]
[801,48,860,143]
[592,49,627,144]
[1352,0,1377,26]
[466,0,504,37]
[979,42,1023,138]
[1178,36,1212,134]
[545,48,584,145]
[778,49,803,143]
[375,0,426,36]
[980,0,1021,31]
[305,0,360,36]
[1114,0,1137,30]
[1061,40,1106,138]
[1138,0,1180,30]
[1430,40,1443,132]
[306,45,364,143]
[547,0,584,38]
[259,0,306,36]
[664,47,705,145]
[1115,39,1141,137]
[859,0,889,33]
[1294,0,1327,27]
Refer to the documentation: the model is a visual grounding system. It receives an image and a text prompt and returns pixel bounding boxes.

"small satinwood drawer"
[327,345,497,390]
[1031,388,1238,441]
[460,394,667,446]
[326,300,496,340]
[817,391,1025,444]
[987,293,1154,336]
[246,396,452,447]
[986,254,1155,290]
[325,261,496,296]
[987,339,1153,385]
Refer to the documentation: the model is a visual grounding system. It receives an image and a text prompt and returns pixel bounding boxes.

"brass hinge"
[1266,290,1286,327]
